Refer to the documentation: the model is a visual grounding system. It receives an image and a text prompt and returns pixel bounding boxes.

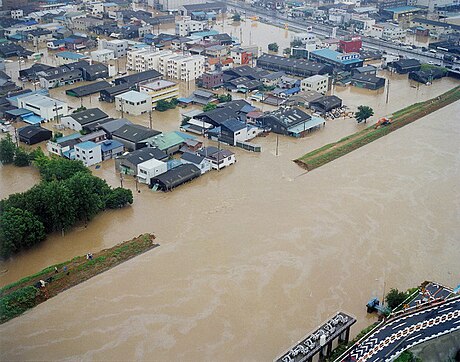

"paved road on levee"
[342,297,460,362]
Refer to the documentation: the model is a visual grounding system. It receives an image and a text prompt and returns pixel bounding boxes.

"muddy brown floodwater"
[1,96,459,361]
[0,28,459,360]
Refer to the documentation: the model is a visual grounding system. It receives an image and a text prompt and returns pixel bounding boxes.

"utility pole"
[275,134,279,156]
[149,110,152,129]
[54,102,60,123]
[120,172,123,188]
[385,79,390,104]
[120,99,124,118]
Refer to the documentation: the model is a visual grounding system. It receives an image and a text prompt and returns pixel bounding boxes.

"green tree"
[218,93,232,103]
[268,43,279,52]
[39,181,75,232]
[385,288,407,310]
[72,106,87,113]
[0,208,46,258]
[203,103,217,112]
[34,157,89,182]
[290,39,303,48]
[283,47,291,55]
[0,134,17,164]
[105,188,133,209]
[14,148,31,167]
[156,99,170,112]
[355,105,374,123]
[64,172,105,223]
[232,13,241,22]
[51,132,63,142]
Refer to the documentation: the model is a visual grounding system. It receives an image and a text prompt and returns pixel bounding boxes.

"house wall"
[74,144,102,167]
[137,161,167,184]
[101,145,124,160]
[115,94,151,115]
[139,83,179,107]
[301,75,329,94]
[209,153,235,169]
[61,115,83,131]
[181,159,211,174]
[19,99,68,121]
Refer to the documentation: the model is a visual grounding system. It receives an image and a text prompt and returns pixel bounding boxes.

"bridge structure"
[338,295,460,362]
[275,312,356,362]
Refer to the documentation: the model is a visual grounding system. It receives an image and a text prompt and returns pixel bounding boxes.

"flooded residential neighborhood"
[1,1,460,361]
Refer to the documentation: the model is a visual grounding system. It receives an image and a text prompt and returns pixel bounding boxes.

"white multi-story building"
[127,49,205,81]
[175,17,205,36]
[91,49,115,63]
[301,75,329,94]
[137,158,167,184]
[115,91,151,116]
[11,9,23,19]
[100,39,128,58]
[74,141,102,167]
[369,23,405,40]
[18,94,68,121]
[159,54,205,81]
[126,48,173,72]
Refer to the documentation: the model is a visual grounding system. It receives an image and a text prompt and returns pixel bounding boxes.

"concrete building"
[175,17,205,36]
[101,39,128,58]
[139,80,179,108]
[137,158,168,184]
[310,49,363,71]
[369,23,405,41]
[55,51,90,65]
[11,9,24,19]
[115,90,151,116]
[301,74,329,94]
[18,94,68,121]
[201,71,224,89]
[60,108,108,131]
[158,54,205,81]
[126,48,173,72]
[91,49,115,63]
[74,141,102,167]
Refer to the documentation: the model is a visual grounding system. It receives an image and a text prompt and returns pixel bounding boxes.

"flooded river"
[1,22,460,360]
[1,96,460,360]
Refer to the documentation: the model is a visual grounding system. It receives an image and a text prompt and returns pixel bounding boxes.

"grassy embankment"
[295,86,460,171]
[0,233,158,324]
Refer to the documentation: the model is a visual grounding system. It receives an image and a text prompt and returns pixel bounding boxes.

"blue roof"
[191,11,206,15]
[384,6,420,13]
[56,133,81,143]
[222,118,246,132]
[56,51,87,59]
[240,104,256,113]
[283,87,300,95]
[190,30,219,38]
[76,141,99,150]
[287,115,325,134]
[5,108,33,116]
[99,139,123,152]
[173,131,196,140]
[312,48,362,65]
[22,114,44,125]
[177,97,193,103]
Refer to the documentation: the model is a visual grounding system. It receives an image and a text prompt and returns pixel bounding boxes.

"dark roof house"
[150,163,201,191]
[112,124,161,151]
[18,125,52,145]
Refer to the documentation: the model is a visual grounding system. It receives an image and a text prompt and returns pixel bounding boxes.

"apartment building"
[100,39,128,58]
[126,48,173,72]
[139,79,179,108]
[301,75,329,94]
[158,54,205,81]
[175,17,205,36]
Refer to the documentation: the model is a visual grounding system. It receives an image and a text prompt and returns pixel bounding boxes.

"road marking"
[392,322,407,329]
[454,319,460,325]
[407,333,423,342]
[440,307,453,312]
